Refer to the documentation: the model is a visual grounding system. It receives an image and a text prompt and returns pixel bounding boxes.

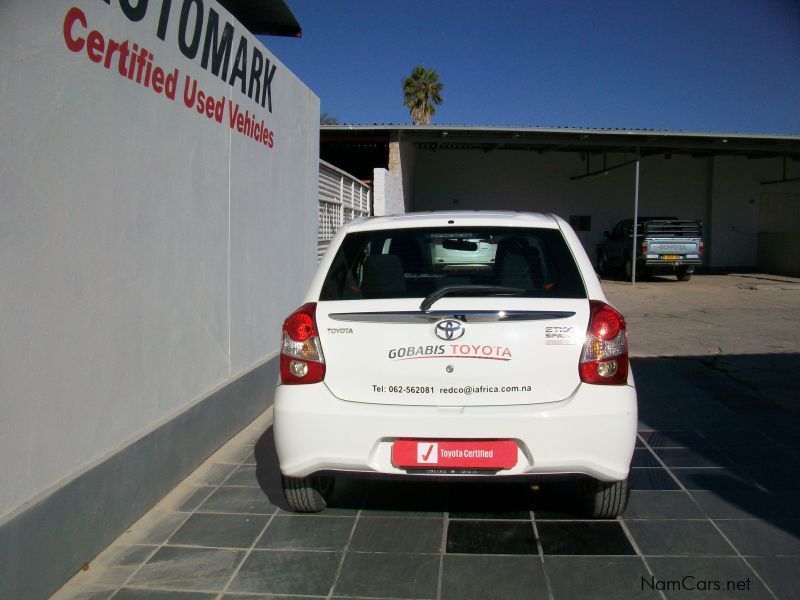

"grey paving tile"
[740,462,800,493]
[670,468,757,492]
[715,519,800,556]
[65,564,137,588]
[625,520,737,557]
[630,468,681,491]
[256,515,354,551]
[689,490,795,520]
[222,465,259,487]
[748,556,800,599]
[703,431,776,451]
[447,482,533,519]
[51,585,116,600]
[544,556,658,599]
[537,521,635,556]
[176,487,215,512]
[223,595,321,600]
[361,480,448,516]
[647,557,771,599]
[188,463,238,486]
[631,449,661,468]
[655,448,732,468]
[639,430,710,449]
[114,590,217,599]
[118,512,189,545]
[224,595,321,600]
[127,546,244,591]
[334,552,439,599]
[196,486,277,515]
[623,491,705,519]
[637,413,692,431]
[441,554,547,599]
[167,513,269,549]
[212,444,255,465]
[350,516,443,553]
[447,520,537,555]
[228,550,340,596]
[95,544,157,567]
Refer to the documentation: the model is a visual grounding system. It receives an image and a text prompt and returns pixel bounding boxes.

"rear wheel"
[624,258,633,279]
[596,252,608,276]
[676,267,692,281]
[581,476,630,518]
[281,474,335,512]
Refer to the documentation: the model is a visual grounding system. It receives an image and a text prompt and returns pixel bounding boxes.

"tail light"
[579,300,628,385]
[640,241,647,255]
[280,302,325,384]
[699,240,704,259]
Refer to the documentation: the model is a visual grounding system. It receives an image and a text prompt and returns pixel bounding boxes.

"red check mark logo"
[422,444,435,461]
[417,442,438,464]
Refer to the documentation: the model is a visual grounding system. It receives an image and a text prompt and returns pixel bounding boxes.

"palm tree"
[320,112,339,125]
[403,66,443,125]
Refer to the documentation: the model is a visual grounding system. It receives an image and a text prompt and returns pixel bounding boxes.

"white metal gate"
[318,160,371,259]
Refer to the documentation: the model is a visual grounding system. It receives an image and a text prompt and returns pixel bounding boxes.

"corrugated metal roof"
[321,124,800,142]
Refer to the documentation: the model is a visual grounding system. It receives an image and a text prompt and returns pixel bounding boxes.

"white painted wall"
[0,0,319,519]
[372,168,404,215]
[708,156,761,267]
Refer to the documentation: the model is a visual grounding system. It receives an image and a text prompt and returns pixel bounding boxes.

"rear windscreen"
[320,227,587,300]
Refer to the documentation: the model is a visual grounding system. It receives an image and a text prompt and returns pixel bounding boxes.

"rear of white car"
[274,212,637,516]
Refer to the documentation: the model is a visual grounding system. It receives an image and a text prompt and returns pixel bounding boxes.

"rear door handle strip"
[328,310,576,323]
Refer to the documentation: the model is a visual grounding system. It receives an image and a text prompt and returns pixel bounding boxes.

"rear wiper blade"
[420,285,525,312]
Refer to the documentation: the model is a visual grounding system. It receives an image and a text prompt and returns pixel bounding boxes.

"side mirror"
[602,231,610,239]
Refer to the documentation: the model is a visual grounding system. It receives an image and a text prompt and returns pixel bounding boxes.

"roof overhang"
[218,0,301,37]
[321,125,800,160]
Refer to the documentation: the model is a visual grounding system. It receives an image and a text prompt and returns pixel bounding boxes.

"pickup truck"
[597,217,703,281]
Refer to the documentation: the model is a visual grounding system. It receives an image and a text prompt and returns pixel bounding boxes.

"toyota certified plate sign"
[392,439,517,470]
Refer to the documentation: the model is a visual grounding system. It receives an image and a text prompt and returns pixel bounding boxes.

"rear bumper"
[640,258,702,267]
[274,381,637,482]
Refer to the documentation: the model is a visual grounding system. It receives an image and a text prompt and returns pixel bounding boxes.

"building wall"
[411,148,800,269]
[758,192,800,276]
[412,149,709,261]
[0,1,318,596]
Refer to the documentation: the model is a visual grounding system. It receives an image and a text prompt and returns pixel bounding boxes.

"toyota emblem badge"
[434,319,465,341]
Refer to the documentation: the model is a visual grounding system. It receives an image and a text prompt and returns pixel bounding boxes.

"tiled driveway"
[55,276,800,599]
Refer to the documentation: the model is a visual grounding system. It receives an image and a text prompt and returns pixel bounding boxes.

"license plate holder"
[392,439,517,470]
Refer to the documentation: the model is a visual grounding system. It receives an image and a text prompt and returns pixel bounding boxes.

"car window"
[319,227,587,300]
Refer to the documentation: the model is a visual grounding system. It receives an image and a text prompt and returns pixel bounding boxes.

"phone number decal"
[372,385,434,394]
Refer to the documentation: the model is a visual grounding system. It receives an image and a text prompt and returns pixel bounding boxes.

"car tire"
[597,252,607,276]
[582,476,630,518]
[281,474,335,512]
[676,267,692,282]
[624,258,633,279]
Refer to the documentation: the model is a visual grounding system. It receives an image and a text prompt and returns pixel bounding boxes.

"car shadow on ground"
[254,352,799,531]
[253,426,589,516]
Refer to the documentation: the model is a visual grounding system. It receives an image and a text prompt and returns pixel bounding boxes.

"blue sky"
[261,0,800,134]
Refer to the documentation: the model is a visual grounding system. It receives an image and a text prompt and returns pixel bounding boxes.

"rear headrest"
[362,254,407,297]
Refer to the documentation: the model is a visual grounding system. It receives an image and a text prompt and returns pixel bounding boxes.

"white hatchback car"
[274,211,637,517]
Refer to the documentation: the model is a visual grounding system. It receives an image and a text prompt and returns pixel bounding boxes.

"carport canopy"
[321,125,800,283]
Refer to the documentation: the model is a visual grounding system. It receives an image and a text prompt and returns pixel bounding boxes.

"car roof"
[343,211,560,233]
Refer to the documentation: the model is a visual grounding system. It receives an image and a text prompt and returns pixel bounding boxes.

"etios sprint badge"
[545,326,576,345]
